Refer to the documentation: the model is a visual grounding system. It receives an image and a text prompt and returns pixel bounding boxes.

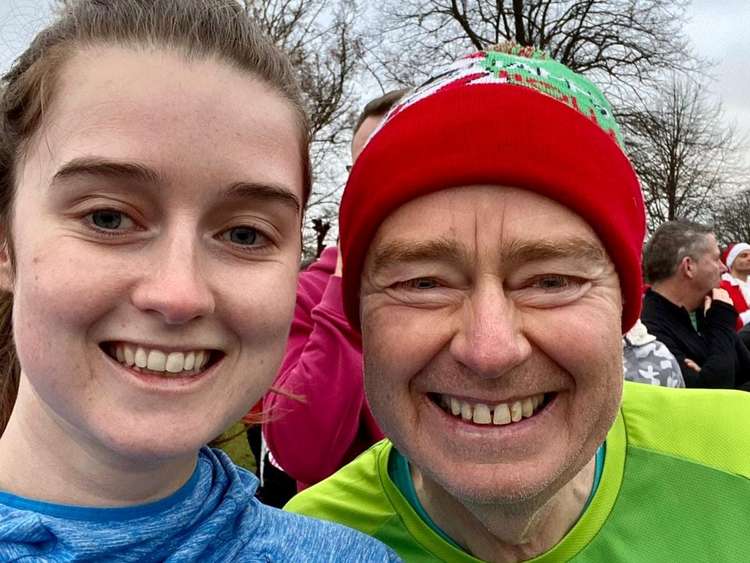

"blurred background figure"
[623,319,685,388]
[641,220,750,390]
[720,242,750,333]
[256,89,407,498]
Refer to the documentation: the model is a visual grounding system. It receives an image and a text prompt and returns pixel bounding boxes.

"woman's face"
[2,46,304,461]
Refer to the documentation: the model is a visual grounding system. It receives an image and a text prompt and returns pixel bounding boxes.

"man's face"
[691,234,724,293]
[360,186,623,504]
[731,249,750,277]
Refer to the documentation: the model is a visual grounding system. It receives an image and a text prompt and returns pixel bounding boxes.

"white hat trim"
[727,243,750,269]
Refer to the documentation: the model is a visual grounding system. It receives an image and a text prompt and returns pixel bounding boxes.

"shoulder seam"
[627,443,750,480]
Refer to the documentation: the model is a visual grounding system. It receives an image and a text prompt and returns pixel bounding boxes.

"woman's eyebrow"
[51,157,301,213]
[52,156,162,186]
[223,182,301,213]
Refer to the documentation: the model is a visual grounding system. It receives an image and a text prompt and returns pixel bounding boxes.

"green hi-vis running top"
[286,382,750,562]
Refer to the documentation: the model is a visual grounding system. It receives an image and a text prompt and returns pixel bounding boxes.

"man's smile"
[431,392,552,426]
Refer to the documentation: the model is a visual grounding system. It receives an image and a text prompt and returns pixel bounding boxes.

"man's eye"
[221,226,266,246]
[87,210,134,230]
[532,275,574,290]
[400,278,440,290]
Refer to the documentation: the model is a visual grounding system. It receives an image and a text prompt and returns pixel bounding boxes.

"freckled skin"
[0,46,304,495]
[360,186,623,506]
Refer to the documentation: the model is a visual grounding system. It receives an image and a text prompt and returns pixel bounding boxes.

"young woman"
[0,1,397,561]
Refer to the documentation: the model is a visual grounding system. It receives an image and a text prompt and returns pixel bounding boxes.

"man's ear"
[0,231,13,293]
[680,256,694,279]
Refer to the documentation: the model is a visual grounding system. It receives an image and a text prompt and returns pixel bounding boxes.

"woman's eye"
[87,210,135,231]
[221,226,266,247]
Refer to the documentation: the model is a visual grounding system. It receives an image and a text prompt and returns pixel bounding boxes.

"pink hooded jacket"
[263,247,384,489]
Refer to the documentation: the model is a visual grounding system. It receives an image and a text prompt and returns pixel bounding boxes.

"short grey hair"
[643,220,714,283]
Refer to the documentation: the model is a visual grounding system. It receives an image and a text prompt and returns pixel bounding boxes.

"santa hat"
[339,45,645,333]
[723,242,750,270]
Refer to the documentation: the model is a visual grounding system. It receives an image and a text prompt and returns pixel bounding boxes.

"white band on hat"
[727,243,750,269]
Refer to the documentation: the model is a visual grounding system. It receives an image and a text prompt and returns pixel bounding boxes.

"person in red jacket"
[720,242,750,329]
[262,90,406,490]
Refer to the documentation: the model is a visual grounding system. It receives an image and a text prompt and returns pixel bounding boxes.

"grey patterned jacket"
[623,319,685,388]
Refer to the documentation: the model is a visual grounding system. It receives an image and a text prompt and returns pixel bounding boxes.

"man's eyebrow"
[52,157,162,185]
[371,238,469,273]
[224,182,301,213]
[501,237,608,266]
[370,236,608,273]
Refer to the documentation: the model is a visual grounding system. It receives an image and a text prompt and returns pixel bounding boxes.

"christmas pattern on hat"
[371,44,624,152]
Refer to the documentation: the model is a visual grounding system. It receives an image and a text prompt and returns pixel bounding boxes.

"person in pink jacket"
[263,90,406,489]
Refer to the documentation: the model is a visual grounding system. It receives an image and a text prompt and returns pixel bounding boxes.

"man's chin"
[417,458,568,509]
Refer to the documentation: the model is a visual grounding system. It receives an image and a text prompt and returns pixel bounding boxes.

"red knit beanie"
[340,46,645,333]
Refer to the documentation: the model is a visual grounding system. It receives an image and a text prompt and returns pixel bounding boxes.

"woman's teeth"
[440,393,546,425]
[112,344,210,375]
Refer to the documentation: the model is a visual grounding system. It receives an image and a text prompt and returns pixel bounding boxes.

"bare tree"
[243,0,743,254]
[620,77,745,230]
[370,0,693,97]
[244,0,366,258]
[368,0,748,232]
[712,190,750,245]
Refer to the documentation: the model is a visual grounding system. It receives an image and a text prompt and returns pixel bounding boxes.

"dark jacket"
[641,288,750,389]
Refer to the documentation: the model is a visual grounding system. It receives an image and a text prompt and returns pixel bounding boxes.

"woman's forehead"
[22,45,305,202]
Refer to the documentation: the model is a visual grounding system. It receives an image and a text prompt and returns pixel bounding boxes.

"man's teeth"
[113,344,210,375]
[442,394,545,425]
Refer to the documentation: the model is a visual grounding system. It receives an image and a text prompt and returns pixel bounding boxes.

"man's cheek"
[362,308,397,359]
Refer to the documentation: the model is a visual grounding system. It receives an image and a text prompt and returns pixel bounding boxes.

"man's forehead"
[370,185,604,251]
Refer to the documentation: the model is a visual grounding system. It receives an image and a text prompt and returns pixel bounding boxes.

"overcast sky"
[685,0,750,157]
[1,0,748,162]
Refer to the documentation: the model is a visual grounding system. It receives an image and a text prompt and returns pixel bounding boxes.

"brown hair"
[353,88,409,135]
[0,0,312,435]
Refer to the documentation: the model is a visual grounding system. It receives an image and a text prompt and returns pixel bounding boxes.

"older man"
[641,221,750,390]
[287,46,750,561]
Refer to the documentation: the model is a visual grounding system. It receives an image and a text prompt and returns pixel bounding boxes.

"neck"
[412,455,596,562]
[731,269,748,283]
[651,279,703,312]
[0,376,196,507]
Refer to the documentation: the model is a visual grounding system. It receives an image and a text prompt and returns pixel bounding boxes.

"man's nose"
[449,282,531,378]
[130,232,215,324]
